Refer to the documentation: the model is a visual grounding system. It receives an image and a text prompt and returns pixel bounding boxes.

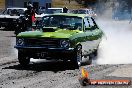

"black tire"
[93,49,98,56]
[14,28,22,35]
[18,51,30,67]
[88,54,93,64]
[72,45,82,69]
[14,31,19,35]
[81,54,92,66]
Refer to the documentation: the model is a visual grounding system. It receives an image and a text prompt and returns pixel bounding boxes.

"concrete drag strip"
[108,65,132,78]
[0,56,17,66]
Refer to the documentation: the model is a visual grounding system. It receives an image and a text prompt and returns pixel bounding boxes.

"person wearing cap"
[63,7,68,13]
[24,2,35,28]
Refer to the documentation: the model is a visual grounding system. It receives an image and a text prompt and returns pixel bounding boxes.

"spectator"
[63,7,68,13]
[24,1,35,28]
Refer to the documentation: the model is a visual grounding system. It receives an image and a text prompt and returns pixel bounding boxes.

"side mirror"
[85,27,91,31]
[85,26,97,31]
[91,25,99,30]
[91,26,96,30]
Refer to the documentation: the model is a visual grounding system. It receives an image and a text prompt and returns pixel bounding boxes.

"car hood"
[17,29,81,39]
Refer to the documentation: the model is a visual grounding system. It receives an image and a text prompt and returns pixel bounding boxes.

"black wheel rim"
[19,56,30,65]
[76,46,82,66]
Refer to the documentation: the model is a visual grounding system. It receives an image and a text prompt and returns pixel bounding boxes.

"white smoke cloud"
[96,17,132,64]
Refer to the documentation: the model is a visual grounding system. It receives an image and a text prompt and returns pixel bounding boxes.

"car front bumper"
[14,46,75,60]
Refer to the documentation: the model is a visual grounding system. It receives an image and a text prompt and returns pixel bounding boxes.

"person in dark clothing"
[63,7,68,13]
[15,16,27,35]
[24,2,35,28]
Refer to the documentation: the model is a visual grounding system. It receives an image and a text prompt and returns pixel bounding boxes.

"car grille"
[25,38,60,48]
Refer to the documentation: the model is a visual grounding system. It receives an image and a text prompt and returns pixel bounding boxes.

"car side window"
[84,17,90,31]
[88,17,98,30]
[84,18,90,27]
[88,18,94,27]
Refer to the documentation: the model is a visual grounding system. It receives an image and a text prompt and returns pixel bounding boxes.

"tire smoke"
[96,18,132,64]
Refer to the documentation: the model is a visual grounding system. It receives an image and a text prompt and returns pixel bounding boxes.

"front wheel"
[18,51,30,67]
[72,45,82,69]
[93,48,98,56]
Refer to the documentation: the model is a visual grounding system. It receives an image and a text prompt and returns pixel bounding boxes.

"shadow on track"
[3,61,79,73]
[0,27,15,31]
[5,35,16,37]
[2,56,97,72]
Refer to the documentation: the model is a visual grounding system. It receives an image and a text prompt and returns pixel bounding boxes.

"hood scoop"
[42,27,57,32]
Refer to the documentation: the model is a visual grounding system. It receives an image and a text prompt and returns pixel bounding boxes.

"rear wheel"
[81,54,92,66]
[93,49,98,56]
[18,51,30,67]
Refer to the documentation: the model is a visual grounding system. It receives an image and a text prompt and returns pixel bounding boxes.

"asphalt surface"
[0,20,132,88]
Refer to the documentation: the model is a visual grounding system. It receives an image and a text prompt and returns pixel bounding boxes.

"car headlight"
[16,38,24,46]
[60,40,69,48]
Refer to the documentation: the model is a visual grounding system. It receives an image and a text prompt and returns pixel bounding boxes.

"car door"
[82,17,102,56]
[81,17,93,56]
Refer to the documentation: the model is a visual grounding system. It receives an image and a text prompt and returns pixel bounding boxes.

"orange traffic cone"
[79,67,91,86]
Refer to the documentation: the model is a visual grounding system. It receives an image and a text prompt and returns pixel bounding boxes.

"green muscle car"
[14,13,103,68]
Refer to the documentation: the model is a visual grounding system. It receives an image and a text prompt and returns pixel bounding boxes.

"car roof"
[46,13,90,18]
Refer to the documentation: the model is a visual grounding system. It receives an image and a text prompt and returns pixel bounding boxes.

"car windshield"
[70,10,78,14]
[78,10,87,14]
[42,15,82,30]
[77,9,95,14]
[3,9,25,15]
